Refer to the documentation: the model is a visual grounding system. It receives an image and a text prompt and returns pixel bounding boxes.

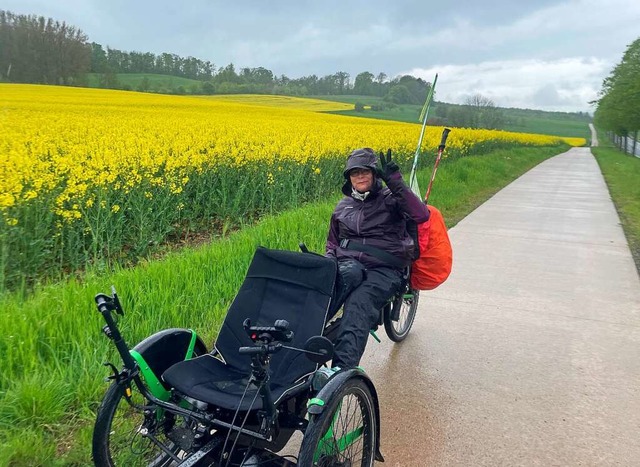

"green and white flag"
[408,73,438,198]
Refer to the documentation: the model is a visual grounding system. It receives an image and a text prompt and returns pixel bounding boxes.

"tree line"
[0,8,508,130]
[1,9,591,132]
[0,10,90,84]
[594,36,640,152]
[90,42,215,80]
[0,9,432,105]
[0,8,511,127]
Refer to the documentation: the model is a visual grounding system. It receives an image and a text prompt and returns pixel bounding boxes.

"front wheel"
[298,378,376,466]
[383,288,419,342]
[92,380,200,467]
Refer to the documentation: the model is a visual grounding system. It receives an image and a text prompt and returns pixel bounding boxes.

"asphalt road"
[361,147,640,466]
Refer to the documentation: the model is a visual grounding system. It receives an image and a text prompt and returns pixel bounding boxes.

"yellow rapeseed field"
[1,84,581,225]
[0,83,585,290]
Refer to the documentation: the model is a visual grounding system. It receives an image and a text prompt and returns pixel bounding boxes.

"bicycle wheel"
[298,378,376,466]
[92,344,209,466]
[383,288,419,342]
[92,380,200,467]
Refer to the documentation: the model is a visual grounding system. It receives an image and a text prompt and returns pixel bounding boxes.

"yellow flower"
[23,190,38,201]
[111,204,120,213]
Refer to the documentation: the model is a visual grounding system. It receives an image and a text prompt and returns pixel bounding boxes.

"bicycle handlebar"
[94,290,136,370]
[96,295,110,314]
[239,346,266,355]
[238,342,283,355]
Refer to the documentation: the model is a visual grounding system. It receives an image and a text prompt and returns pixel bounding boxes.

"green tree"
[464,94,505,129]
[215,63,240,84]
[389,75,430,104]
[385,84,412,104]
[0,10,90,84]
[353,71,374,95]
[90,42,108,73]
[594,37,640,140]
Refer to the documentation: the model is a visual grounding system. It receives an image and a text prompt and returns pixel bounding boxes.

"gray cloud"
[3,0,639,112]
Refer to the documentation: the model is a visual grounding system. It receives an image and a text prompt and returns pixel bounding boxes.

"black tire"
[383,287,419,342]
[92,381,185,466]
[92,344,208,467]
[298,378,376,466]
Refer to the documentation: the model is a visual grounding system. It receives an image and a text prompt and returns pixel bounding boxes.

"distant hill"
[432,101,592,140]
[315,95,591,140]
[82,74,590,140]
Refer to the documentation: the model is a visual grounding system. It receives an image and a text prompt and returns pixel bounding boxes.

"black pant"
[330,259,403,369]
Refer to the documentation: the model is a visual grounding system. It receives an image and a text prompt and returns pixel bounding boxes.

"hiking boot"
[311,366,340,391]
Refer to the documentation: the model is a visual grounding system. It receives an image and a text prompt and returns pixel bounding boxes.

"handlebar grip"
[95,295,109,314]
[239,346,264,355]
[438,128,451,150]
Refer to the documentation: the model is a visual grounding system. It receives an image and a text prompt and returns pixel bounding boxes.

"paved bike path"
[362,147,640,466]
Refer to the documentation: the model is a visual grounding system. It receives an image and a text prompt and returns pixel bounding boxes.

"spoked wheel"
[92,382,198,467]
[298,379,376,466]
[383,287,419,342]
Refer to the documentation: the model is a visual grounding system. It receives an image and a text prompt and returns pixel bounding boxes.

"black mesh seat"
[160,354,311,410]
[163,247,337,411]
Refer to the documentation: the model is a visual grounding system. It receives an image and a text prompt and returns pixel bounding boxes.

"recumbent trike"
[91,245,420,466]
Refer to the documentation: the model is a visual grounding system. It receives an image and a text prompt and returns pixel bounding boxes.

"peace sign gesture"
[376,149,400,182]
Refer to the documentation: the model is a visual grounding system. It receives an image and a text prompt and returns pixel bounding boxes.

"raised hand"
[376,149,400,182]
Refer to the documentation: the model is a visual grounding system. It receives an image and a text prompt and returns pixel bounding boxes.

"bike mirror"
[303,336,334,364]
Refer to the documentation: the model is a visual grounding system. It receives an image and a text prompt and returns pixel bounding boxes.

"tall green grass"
[0,145,563,465]
[1,157,344,294]
[592,146,640,272]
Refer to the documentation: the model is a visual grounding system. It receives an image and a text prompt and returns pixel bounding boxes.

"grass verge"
[0,145,563,465]
[592,146,640,273]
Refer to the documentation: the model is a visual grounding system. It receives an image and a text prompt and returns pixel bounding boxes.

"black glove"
[376,149,400,182]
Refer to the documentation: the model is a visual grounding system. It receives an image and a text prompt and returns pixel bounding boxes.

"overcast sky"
[5,0,640,113]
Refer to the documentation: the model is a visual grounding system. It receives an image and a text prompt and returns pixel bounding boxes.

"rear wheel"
[383,288,419,342]
[298,378,376,466]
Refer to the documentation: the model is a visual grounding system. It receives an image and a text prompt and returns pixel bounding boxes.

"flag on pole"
[408,73,438,198]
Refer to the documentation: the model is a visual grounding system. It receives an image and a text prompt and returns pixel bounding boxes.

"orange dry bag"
[410,205,452,290]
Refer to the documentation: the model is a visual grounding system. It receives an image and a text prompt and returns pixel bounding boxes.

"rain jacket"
[326,149,430,269]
